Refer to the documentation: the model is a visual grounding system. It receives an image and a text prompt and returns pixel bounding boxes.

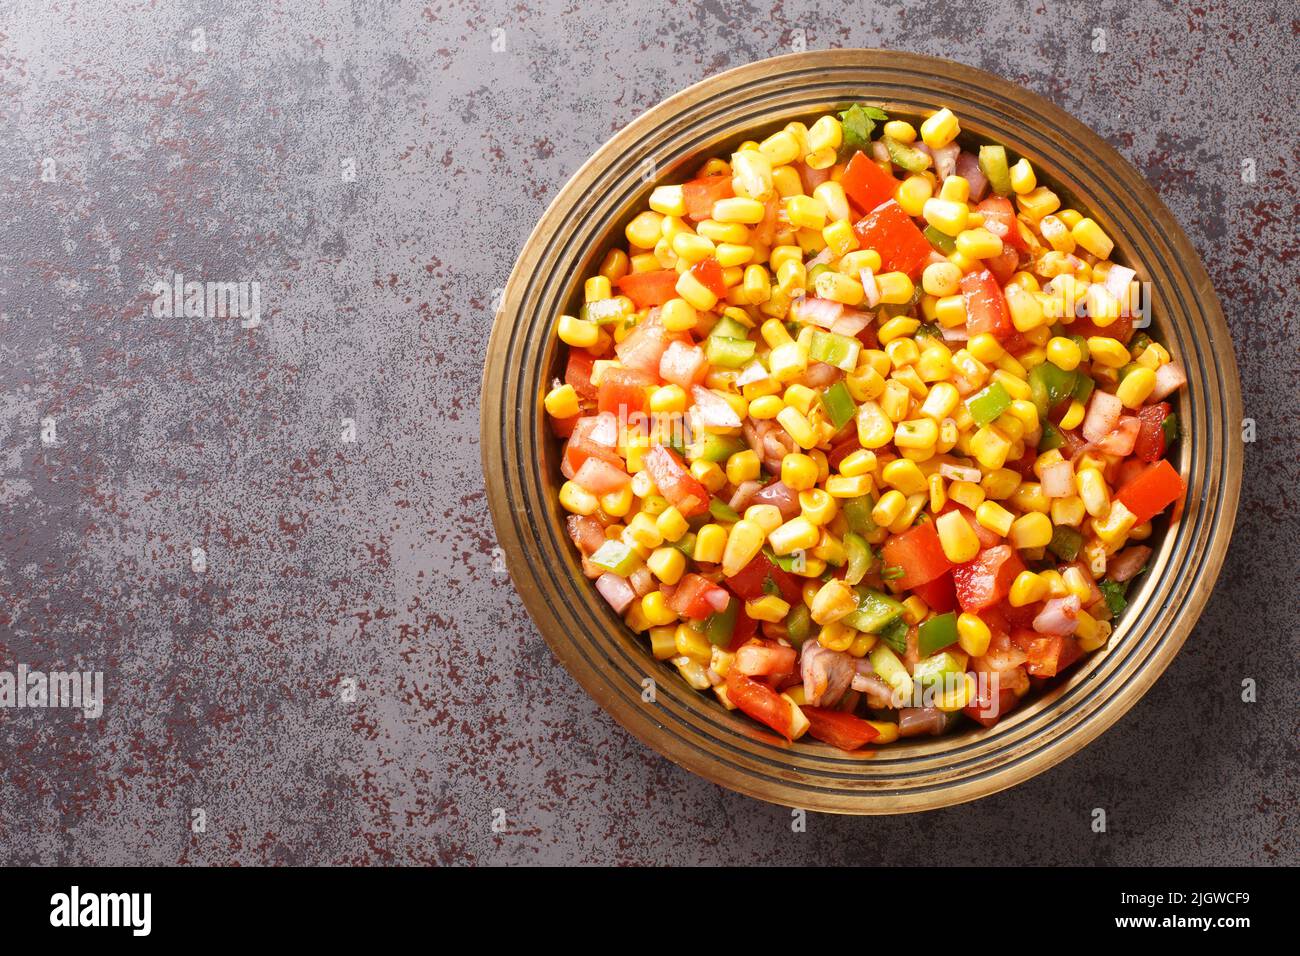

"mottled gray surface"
[0,0,1295,865]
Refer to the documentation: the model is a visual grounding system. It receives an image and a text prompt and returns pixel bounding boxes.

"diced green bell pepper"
[785,603,812,647]
[709,497,740,523]
[671,532,697,559]
[912,649,966,688]
[843,532,871,586]
[820,380,857,430]
[706,335,756,368]
[1161,413,1179,445]
[878,616,909,654]
[843,588,904,634]
[710,315,750,340]
[1047,525,1083,561]
[883,135,931,173]
[696,434,745,463]
[808,329,860,371]
[868,643,913,699]
[1038,420,1064,451]
[924,225,956,255]
[1072,371,1095,403]
[589,540,639,576]
[704,598,738,646]
[842,495,878,536]
[1028,362,1078,416]
[917,611,958,657]
[966,381,1012,428]
[978,144,1013,196]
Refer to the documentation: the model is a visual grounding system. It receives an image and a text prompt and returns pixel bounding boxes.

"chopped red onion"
[595,573,635,614]
[691,385,742,428]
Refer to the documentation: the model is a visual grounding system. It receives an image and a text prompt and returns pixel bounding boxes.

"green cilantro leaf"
[838,103,889,154]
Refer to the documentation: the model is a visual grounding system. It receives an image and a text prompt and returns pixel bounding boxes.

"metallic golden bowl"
[481,50,1242,813]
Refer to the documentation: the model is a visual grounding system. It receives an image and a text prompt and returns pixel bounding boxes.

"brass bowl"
[481,50,1242,813]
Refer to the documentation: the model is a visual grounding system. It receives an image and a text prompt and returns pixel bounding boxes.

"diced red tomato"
[549,414,578,439]
[1004,446,1040,480]
[750,196,780,248]
[688,257,727,298]
[852,200,933,277]
[976,197,1026,252]
[562,416,624,473]
[565,349,599,400]
[827,433,861,470]
[683,174,733,221]
[953,546,1026,613]
[882,523,953,590]
[616,269,679,309]
[566,514,607,556]
[1058,426,1089,460]
[728,608,759,652]
[1069,311,1134,345]
[963,685,1020,728]
[801,707,881,750]
[724,551,802,606]
[668,573,731,620]
[998,598,1041,630]
[597,366,654,416]
[726,668,793,739]
[840,151,898,214]
[572,456,631,494]
[910,572,957,614]
[1134,402,1172,463]
[734,640,798,678]
[1056,635,1084,673]
[960,269,1013,339]
[1011,628,1063,678]
[643,445,710,517]
[985,244,1020,285]
[1116,458,1185,524]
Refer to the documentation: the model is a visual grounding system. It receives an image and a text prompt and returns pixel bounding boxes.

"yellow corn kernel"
[629,252,659,274]
[1060,565,1092,605]
[1008,512,1053,549]
[877,460,923,498]
[691,462,727,496]
[639,591,678,627]
[746,594,791,624]
[692,524,726,565]
[774,406,816,450]
[916,344,955,383]
[721,519,765,576]
[627,511,665,549]
[928,472,947,513]
[559,480,599,515]
[970,500,1011,538]
[919,381,960,420]
[874,272,915,307]
[656,506,690,543]
[938,175,970,203]
[648,625,679,660]
[544,383,581,419]
[1009,158,1036,195]
[898,595,927,627]
[759,130,801,166]
[847,632,877,658]
[585,276,614,303]
[949,615,991,662]
[872,489,907,527]
[1039,214,1076,254]
[697,217,750,243]
[1072,217,1114,259]
[743,505,782,537]
[770,515,821,556]
[1046,336,1082,371]
[1059,399,1086,431]
[813,182,850,222]
[724,449,761,485]
[825,474,873,498]
[888,493,928,534]
[1050,495,1086,529]
[1116,366,1157,408]
[948,480,985,511]
[822,218,858,257]
[1008,570,1049,607]
[1009,481,1048,515]
[556,314,598,348]
[798,489,837,526]
[818,620,855,652]
[599,248,630,282]
[1039,569,1068,598]
[936,510,981,563]
[969,425,1012,470]
[934,293,967,328]
[920,107,960,149]
[785,194,828,231]
[1085,337,1130,369]
[646,546,686,585]
[768,342,808,384]
[1005,284,1045,333]
[599,484,634,518]
[921,261,962,298]
[922,197,969,236]
[647,184,687,217]
[893,418,940,451]
[675,269,718,311]
[1017,186,1060,221]
[814,269,865,306]
[955,227,1003,260]
[772,452,813,491]
[980,467,1022,501]
[810,578,857,625]
[808,115,843,154]
[625,210,665,248]
[893,173,934,217]
[746,394,783,421]
[1075,611,1111,652]
[838,449,877,478]
[646,384,684,415]
[671,623,710,662]
[938,418,962,454]
[1091,500,1137,546]
[711,196,766,225]
[652,300,695,336]
[730,149,774,201]
[884,339,920,372]
[1075,468,1111,518]
[1004,400,1039,435]
[855,400,895,448]
[881,119,915,143]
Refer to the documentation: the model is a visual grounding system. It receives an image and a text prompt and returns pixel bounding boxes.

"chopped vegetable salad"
[546,104,1187,749]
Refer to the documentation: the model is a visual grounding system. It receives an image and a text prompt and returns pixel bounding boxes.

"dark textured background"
[0,0,1295,866]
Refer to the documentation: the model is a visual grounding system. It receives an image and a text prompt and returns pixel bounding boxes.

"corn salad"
[548,102,1187,750]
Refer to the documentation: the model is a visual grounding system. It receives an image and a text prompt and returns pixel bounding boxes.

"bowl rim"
[481,49,1243,813]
